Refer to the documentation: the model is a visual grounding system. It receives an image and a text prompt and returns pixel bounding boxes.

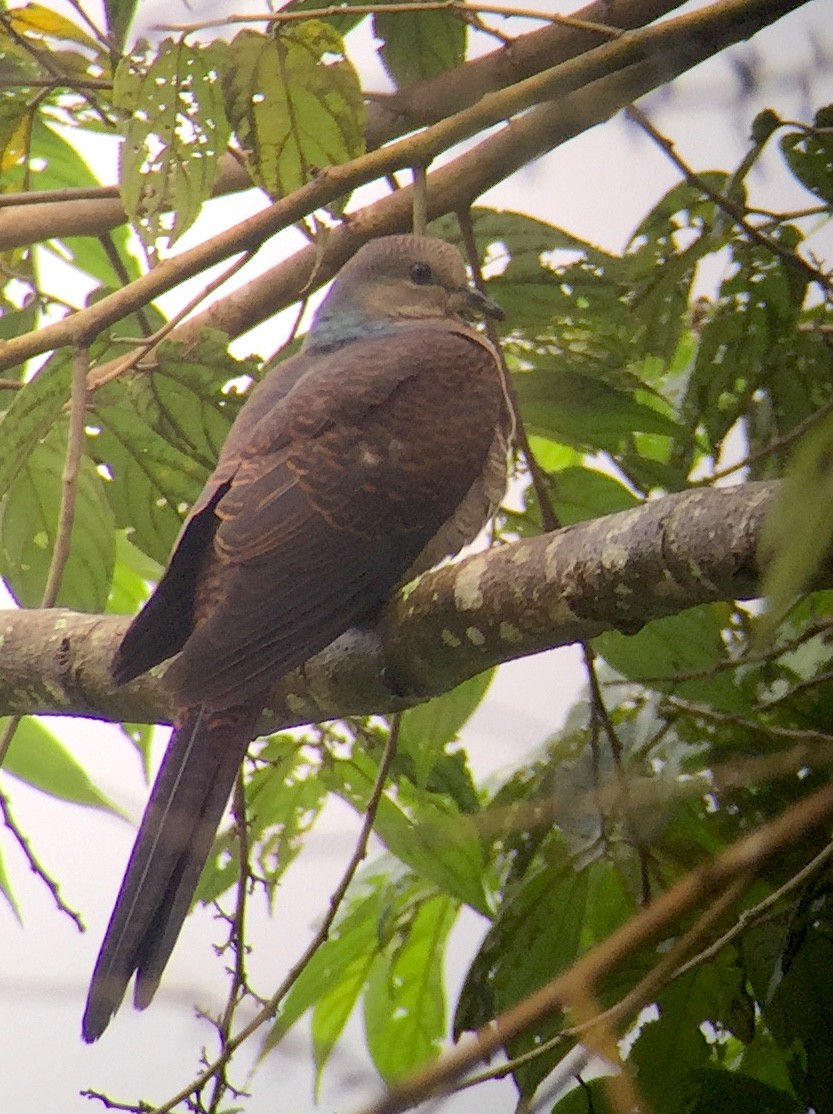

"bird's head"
[307,235,504,349]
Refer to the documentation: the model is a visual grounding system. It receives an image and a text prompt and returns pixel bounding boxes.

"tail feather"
[82,700,264,1042]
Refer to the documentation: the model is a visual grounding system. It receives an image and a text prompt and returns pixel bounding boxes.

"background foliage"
[1,0,833,1111]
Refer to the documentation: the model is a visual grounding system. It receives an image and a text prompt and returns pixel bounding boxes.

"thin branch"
[626,103,833,297]
[0,0,805,375]
[357,779,833,1114]
[0,788,85,929]
[41,345,89,608]
[150,716,402,1114]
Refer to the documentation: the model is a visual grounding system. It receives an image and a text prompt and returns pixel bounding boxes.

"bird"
[82,234,510,1041]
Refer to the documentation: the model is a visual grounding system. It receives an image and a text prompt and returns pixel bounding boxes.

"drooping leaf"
[364,893,456,1081]
[114,38,231,247]
[2,717,122,814]
[374,2,466,86]
[758,410,833,639]
[327,749,488,913]
[0,424,115,611]
[397,670,493,788]
[103,0,138,53]
[224,22,364,199]
[780,105,833,207]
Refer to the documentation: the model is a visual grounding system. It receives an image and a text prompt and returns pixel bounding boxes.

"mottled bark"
[0,482,809,732]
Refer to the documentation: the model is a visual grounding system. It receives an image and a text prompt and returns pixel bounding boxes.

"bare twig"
[150,716,402,1114]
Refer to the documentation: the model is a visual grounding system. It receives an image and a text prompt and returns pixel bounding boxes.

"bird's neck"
[305,307,400,352]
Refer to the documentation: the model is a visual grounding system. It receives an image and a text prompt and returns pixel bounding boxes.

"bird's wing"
[160,325,505,709]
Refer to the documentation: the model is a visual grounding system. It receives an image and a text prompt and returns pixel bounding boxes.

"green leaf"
[514,365,679,452]
[128,333,252,470]
[224,22,365,198]
[0,424,115,611]
[780,105,833,206]
[115,38,231,247]
[327,751,488,912]
[103,0,138,53]
[0,846,21,921]
[2,717,123,814]
[263,882,385,1071]
[759,410,833,638]
[455,861,588,1095]
[549,466,639,526]
[90,380,211,564]
[374,3,466,86]
[594,605,745,711]
[364,893,455,1081]
[630,1012,709,1114]
[0,350,72,502]
[683,1069,802,1114]
[397,671,493,787]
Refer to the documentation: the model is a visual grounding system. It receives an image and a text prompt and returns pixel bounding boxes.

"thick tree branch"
[0,481,814,730]
[0,0,686,254]
[0,0,807,378]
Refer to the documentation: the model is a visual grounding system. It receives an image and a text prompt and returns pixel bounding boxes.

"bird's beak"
[454,285,505,322]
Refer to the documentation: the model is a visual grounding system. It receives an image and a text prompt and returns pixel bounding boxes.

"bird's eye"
[409,261,434,285]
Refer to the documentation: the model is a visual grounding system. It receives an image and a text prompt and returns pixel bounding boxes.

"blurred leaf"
[397,671,493,787]
[90,379,210,564]
[514,365,679,452]
[115,38,231,247]
[224,22,364,198]
[684,1069,802,1114]
[0,424,115,611]
[780,105,833,206]
[630,1012,709,1113]
[594,605,746,711]
[364,893,455,1081]
[0,350,72,501]
[103,0,137,53]
[2,717,122,814]
[0,847,21,921]
[5,3,100,50]
[263,881,385,1064]
[327,750,488,912]
[759,410,833,639]
[375,3,466,86]
[455,859,588,1095]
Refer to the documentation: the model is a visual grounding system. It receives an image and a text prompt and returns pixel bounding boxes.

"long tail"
[82,700,264,1042]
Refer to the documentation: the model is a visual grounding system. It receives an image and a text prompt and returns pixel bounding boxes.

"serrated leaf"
[2,717,123,814]
[374,4,466,86]
[224,22,365,198]
[397,671,493,787]
[115,39,231,248]
[0,424,115,611]
[364,893,455,1081]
